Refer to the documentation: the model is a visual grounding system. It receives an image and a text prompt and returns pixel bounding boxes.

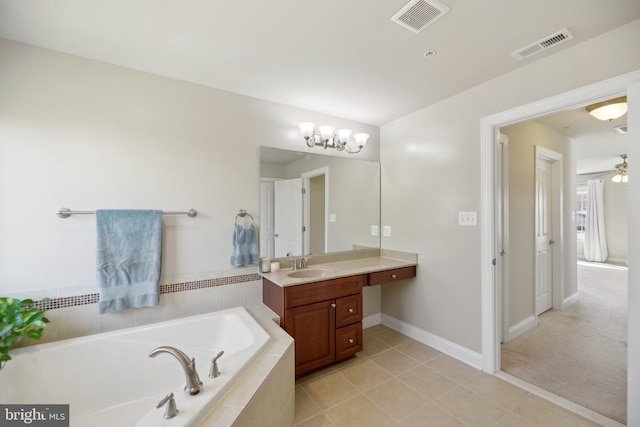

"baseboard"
[563,292,580,309]
[381,314,483,370]
[363,313,382,329]
[506,315,537,342]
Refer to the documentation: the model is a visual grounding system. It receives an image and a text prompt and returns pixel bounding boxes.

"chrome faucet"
[148,346,203,395]
[288,256,311,270]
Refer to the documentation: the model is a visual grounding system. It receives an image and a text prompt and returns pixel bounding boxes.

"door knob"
[499,250,507,256]
[549,240,555,245]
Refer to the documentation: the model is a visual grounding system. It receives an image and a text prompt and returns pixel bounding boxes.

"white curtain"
[584,179,608,262]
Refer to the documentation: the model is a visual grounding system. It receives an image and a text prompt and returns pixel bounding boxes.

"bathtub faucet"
[148,346,203,395]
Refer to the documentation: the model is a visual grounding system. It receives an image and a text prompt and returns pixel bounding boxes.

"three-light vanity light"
[298,122,369,154]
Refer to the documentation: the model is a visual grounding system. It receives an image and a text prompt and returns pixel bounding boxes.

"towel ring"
[235,209,254,225]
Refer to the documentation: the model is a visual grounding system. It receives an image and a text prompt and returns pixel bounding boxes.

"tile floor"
[294,325,600,427]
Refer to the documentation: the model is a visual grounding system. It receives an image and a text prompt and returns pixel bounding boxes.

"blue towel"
[96,209,162,314]
[230,223,259,267]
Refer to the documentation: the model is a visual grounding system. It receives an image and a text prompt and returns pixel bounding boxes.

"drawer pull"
[348,308,354,313]
[391,274,397,279]
[331,303,336,308]
[348,338,354,344]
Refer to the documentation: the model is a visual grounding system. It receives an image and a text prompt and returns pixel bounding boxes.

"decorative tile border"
[30,273,262,311]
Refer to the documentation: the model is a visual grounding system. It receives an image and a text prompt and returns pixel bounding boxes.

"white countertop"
[260,256,417,287]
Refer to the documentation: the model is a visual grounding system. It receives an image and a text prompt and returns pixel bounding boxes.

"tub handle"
[156,392,179,419]
[209,350,225,379]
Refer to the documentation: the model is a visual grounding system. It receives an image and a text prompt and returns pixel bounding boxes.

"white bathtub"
[0,307,271,427]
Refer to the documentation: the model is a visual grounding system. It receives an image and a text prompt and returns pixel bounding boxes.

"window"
[576,184,588,239]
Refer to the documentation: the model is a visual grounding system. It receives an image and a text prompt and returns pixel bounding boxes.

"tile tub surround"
[294,325,602,427]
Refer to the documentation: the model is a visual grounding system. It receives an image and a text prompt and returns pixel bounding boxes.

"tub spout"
[148,346,203,395]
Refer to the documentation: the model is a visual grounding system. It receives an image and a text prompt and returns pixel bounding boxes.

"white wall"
[0,38,379,295]
[380,20,640,356]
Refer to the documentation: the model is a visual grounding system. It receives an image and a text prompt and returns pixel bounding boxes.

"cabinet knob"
[348,308,354,313]
[348,338,354,344]
[331,303,336,308]
[391,274,397,279]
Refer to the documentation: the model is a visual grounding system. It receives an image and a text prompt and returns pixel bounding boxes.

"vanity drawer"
[335,322,362,361]
[335,293,362,328]
[284,275,363,308]
[368,266,416,286]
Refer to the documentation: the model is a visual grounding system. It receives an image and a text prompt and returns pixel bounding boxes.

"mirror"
[259,146,380,257]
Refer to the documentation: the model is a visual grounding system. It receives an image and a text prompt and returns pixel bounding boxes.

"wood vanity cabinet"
[263,275,363,377]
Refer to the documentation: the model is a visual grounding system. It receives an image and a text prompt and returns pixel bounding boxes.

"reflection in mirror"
[259,147,380,257]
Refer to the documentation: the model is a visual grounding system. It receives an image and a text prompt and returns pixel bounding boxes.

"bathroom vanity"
[261,256,416,376]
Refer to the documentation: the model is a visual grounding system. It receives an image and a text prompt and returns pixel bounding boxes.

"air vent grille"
[511,29,574,60]
[614,125,628,135]
[391,0,450,34]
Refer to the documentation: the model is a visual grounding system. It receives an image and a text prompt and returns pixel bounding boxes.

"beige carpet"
[501,261,628,425]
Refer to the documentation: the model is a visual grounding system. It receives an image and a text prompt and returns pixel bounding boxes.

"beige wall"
[577,173,628,263]
[380,21,640,354]
[0,38,379,295]
[501,120,576,326]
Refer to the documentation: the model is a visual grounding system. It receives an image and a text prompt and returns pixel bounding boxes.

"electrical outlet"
[383,226,391,237]
[371,225,379,236]
[458,212,477,226]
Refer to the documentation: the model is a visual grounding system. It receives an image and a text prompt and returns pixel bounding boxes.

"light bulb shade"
[612,174,623,183]
[298,122,316,138]
[353,133,369,147]
[622,174,628,183]
[318,125,335,141]
[586,96,627,121]
[337,129,353,143]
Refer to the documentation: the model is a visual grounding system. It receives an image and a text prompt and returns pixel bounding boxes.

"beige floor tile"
[339,359,393,392]
[493,412,537,427]
[427,354,479,383]
[512,394,601,427]
[397,364,457,400]
[303,371,361,410]
[357,336,391,358]
[435,386,508,427]
[295,386,322,424]
[332,355,365,370]
[365,377,428,421]
[462,373,530,410]
[373,329,412,347]
[326,394,394,427]
[369,348,420,376]
[397,403,466,427]
[296,365,337,385]
[396,339,441,363]
[294,413,336,427]
[363,324,390,337]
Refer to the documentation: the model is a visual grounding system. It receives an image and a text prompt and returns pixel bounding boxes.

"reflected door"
[275,178,303,257]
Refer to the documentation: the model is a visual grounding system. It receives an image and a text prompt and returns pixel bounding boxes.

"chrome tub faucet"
[148,346,203,395]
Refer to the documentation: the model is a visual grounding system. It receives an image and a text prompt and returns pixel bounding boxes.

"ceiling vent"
[511,28,574,60]
[614,125,628,135]
[391,0,450,34]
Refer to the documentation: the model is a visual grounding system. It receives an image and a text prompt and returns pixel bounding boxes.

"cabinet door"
[285,300,335,376]
[336,322,363,361]
[335,293,362,328]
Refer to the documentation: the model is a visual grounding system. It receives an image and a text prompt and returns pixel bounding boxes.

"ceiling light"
[611,154,628,184]
[586,96,627,121]
[298,122,369,154]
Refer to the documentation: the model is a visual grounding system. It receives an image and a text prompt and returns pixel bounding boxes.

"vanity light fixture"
[298,122,369,154]
[585,96,627,121]
[611,154,628,184]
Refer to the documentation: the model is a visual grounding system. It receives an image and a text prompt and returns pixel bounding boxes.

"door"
[497,134,510,342]
[274,178,303,257]
[535,157,553,315]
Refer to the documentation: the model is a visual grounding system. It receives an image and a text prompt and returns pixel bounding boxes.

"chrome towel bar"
[56,207,198,218]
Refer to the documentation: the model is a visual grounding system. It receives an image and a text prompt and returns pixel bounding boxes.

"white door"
[497,134,510,342]
[259,181,275,258]
[274,178,303,257]
[535,158,553,315]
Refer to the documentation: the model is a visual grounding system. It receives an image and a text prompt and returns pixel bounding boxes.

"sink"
[287,268,336,278]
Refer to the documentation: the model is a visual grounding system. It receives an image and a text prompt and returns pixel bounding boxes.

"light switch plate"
[383,226,391,237]
[371,225,379,236]
[458,212,477,226]
[329,214,336,223]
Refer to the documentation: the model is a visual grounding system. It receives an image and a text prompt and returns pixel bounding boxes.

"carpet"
[501,261,628,425]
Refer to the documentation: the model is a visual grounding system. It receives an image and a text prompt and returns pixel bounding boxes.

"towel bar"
[57,208,197,218]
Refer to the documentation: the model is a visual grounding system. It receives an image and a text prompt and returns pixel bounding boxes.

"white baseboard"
[506,315,537,342]
[381,314,483,370]
[363,313,382,329]
[563,292,580,309]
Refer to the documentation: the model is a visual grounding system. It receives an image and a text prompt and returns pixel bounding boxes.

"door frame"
[480,70,640,374]
[301,166,329,255]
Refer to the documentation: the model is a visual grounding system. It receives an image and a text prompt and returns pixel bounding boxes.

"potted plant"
[0,297,50,370]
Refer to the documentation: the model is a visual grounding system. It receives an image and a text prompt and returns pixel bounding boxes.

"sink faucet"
[148,346,203,395]
[288,256,311,270]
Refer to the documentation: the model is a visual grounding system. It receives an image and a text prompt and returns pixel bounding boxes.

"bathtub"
[0,307,271,427]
